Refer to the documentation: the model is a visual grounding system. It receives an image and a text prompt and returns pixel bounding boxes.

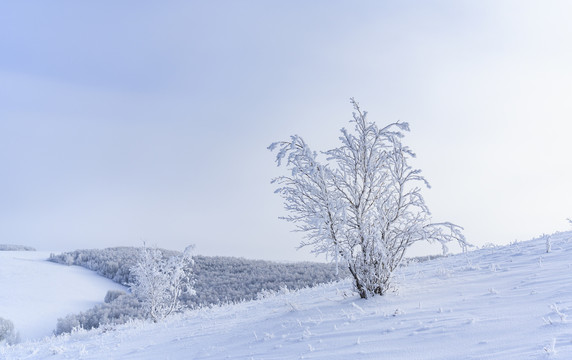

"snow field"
[2,232,572,359]
[0,252,127,341]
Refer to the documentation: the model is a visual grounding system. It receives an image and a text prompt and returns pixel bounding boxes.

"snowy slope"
[0,252,126,341]
[2,232,572,359]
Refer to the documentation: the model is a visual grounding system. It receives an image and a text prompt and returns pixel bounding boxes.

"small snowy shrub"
[436,265,452,278]
[550,304,567,323]
[509,240,522,255]
[55,315,81,335]
[544,234,552,253]
[104,290,127,304]
[462,256,481,271]
[482,243,497,254]
[256,285,291,300]
[544,338,557,355]
[130,245,195,322]
[0,317,19,344]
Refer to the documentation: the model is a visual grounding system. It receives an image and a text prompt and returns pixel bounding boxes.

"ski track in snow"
[2,232,572,359]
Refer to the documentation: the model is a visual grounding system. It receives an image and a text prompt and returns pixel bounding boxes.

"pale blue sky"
[1,1,571,261]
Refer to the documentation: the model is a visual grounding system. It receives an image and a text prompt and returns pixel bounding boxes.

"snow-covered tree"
[0,317,19,344]
[130,245,195,322]
[269,98,469,298]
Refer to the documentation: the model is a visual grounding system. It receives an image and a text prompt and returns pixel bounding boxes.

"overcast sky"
[1,1,571,261]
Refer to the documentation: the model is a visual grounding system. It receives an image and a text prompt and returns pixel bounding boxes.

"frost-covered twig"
[550,304,567,323]
[543,338,557,355]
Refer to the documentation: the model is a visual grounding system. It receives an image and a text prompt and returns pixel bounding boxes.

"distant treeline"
[188,255,348,305]
[49,247,142,285]
[48,247,439,334]
[48,247,346,306]
[0,244,36,251]
[49,247,347,334]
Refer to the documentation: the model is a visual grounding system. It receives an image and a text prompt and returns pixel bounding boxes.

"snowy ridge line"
[2,231,572,359]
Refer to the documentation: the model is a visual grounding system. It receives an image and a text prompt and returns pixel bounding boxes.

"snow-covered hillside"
[2,232,572,359]
[0,251,126,341]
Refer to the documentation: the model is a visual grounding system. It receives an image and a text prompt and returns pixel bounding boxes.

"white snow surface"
[0,251,126,341]
[3,232,572,359]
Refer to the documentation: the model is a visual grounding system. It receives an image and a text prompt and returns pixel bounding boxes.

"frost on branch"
[130,245,195,322]
[269,98,469,298]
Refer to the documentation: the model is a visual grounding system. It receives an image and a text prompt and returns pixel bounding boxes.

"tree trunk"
[348,265,368,299]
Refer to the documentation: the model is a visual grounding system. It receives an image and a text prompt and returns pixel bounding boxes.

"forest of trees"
[0,244,35,251]
[49,247,346,305]
[49,247,347,333]
[49,246,440,334]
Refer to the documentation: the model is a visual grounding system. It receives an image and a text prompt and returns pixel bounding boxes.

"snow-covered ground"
[0,251,126,341]
[2,232,572,359]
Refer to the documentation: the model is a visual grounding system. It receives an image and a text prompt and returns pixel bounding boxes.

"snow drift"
[0,252,126,341]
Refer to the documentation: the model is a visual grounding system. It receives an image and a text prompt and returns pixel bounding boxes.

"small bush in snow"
[256,285,291,300]
[544,234,552,253]
[130,245,195,322]
[104,290,127,304]
[544,338,557,355]
[0,317,19,344]
[550,304,567,323]
[481,243,497,254]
